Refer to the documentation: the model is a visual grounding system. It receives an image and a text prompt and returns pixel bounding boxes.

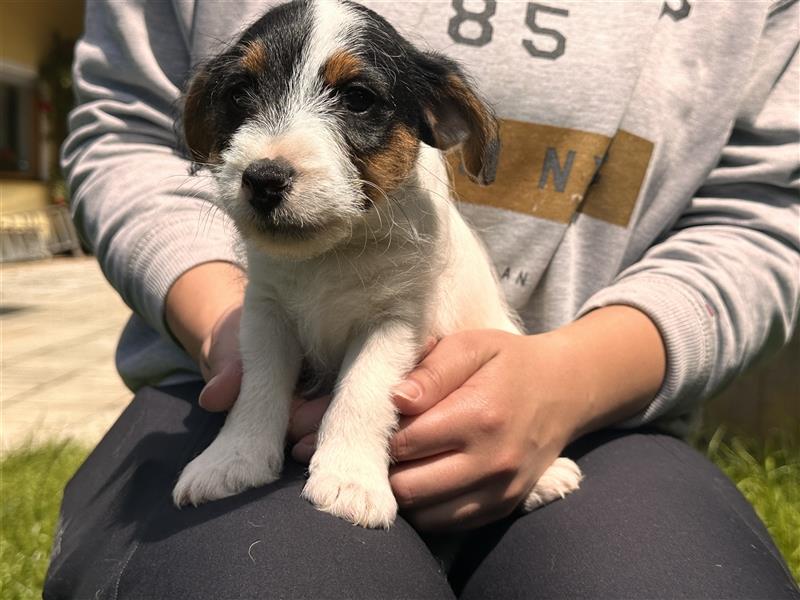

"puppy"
[173,0,582,528]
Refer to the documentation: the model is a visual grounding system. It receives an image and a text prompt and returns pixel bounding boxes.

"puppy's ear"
[182,67,219,165]
[416,53,500,185]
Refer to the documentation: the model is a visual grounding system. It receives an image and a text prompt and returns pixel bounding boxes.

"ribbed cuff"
[576,274,717,428]
[127,210,245,341]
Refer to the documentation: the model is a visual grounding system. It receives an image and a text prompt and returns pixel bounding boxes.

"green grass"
[1,441,88,600]
[705,426,800,583]
[1,431,798,598]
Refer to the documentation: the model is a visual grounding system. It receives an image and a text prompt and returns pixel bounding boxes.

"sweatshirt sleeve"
[62,1,243,341]
[577,4,800,428]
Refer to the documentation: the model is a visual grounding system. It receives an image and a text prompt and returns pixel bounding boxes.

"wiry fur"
[173,0,582,528]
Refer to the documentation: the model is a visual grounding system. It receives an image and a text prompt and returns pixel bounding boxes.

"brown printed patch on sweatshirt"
[449,119,653,228]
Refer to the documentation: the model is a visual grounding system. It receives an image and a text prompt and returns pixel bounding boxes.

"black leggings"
[44,383,798,599]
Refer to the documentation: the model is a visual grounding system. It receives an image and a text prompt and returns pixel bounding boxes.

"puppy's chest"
[269,258,429,371]
[285,276,368,363]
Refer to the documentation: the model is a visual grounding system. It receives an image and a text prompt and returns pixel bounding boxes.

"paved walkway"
[1,257,133,452]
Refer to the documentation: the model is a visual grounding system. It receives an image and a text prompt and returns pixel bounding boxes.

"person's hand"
[165,261,248,411]
[289,330,573,530]
[387,329,582,531]
[271,307,665,533]
[196,303,244,412]
[286,330,575,529]
[386,306,665,531]
[288,394,331,460]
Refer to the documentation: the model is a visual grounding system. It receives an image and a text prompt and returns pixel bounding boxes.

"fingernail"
[198,375,218,409]
[392,379,422,402]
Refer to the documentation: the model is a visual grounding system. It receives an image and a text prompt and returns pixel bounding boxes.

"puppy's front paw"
[173,439,283,507]
[302,468,398,529]
[522,457,583,511]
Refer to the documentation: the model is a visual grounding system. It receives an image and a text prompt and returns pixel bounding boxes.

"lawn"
[705,426,800,582]
[1,441,87,600]
[2,430,798,599]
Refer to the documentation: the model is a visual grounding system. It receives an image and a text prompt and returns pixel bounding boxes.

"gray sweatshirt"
[63,0,800,433]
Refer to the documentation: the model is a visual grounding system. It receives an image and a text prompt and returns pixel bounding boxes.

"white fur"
[173,0,582,527]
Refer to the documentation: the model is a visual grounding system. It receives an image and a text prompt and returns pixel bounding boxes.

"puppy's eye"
[226,83,250,108]
[341,85,375,113]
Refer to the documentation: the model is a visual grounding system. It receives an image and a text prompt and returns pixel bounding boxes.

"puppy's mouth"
[259,218,322,239]
[240,208,351,259]
[240,207,330,241]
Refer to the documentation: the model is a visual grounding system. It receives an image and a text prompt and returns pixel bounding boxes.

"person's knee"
[114,479,453,599]
[456,431,799,599]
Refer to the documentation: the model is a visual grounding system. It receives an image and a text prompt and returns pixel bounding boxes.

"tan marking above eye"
[323,50,363,87]
[241,41,268,74]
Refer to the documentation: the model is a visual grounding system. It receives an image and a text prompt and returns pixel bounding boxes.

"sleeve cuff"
[576,274,717,429]
[127,209,245,341]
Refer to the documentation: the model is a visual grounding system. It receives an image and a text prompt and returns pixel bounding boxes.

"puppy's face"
[184,0,499,259]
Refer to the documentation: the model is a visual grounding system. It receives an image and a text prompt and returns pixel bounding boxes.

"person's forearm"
[549,305,666,440]
[165,262,246,368]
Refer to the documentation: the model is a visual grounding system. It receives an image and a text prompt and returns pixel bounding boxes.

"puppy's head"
[183,0,499,258]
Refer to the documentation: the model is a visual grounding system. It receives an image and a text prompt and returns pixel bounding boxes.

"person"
[45,0,799,598]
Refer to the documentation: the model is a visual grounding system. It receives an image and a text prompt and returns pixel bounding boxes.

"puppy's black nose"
[241,158,295,213]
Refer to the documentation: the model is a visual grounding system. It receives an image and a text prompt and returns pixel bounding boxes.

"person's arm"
[164,261,246,410]
[577,7,799,429]
[541,305,667,439]
[165,262,245,368]
[64,2,243,346]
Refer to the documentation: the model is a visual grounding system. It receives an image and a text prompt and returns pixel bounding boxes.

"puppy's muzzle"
[242,158,295,214]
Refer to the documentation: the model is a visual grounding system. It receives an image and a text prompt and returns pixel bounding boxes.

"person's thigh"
[450,430,799,600]
[44,383,453,600]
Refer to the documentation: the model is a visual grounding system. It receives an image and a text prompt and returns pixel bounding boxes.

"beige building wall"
[1,0,84,67]
[1,0,85,214]
[1,180,50,215]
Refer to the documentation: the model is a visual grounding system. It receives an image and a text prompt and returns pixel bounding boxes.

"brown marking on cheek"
[323,50,362,87]
[241,40,268,74]
[357,125,420,202]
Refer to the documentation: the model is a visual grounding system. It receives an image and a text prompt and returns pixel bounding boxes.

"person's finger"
[392,333,495,416]
[419,336,438,359]
[198,359,241,412]
[287,395,331,443]
[390,395,468,462]
[404,486,520,532]
[389,451,482,511]
[291,433,317,464]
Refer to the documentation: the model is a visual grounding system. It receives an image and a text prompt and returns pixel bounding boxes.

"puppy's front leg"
[302,321,418,528]
[173,296,301,507]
